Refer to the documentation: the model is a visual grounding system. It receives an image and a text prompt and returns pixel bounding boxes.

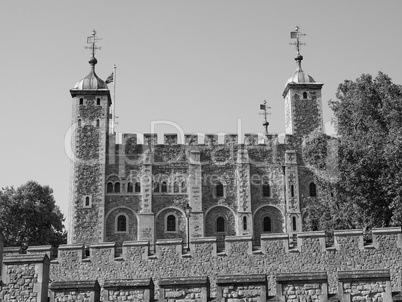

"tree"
[303,72,402,231]
[0,181,66,247]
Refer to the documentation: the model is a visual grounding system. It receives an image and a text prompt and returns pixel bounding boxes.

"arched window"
[85,196,90,207]
[262,184,270,197]
[153,182,160,193]
[135,182,141,193]
[107,182,113,193]
[292,216,297,231]
[166,215,176,232]
[303,92,308,99]
[309,182,317,197]
[79,98,84,105]
[243,216,247,230]
[97,98,101,105]
[181,181,187,193]
[216,182,224,197]
[114,182,120,193]
[263,216,272,232]
[127,182,133,193]
[161,181,168,193]
[78,119,82,127]
[217,217,225,232]
[173,182,179,193]
[96,119,100,127]
[290,185,294,198]
[117,215,127,232]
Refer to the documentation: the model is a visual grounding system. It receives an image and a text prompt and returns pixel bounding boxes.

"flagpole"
[112,64,117,133]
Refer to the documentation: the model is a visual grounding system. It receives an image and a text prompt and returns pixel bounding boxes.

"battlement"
[53,227,402,261]
[1,227,402,301]
[5,227,401,263]
[118,133,282,146]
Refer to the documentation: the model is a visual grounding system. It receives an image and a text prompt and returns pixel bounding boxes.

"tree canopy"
[303,72,402,231]
[0,181,66,247]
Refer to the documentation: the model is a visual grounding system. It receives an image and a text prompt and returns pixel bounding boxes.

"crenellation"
[3,246,21,256]
[334,230,364,251]
[204,134,218,146]
[245,133,259,146]
[164,133,178,145]
[26,245,53,259]
[297,231,326,253]
[1,229,402,299]
[156,238,183,258]
[225,235,253,255]
[122,241,149,261]
[261,233,289,254]
[89,242,116,263]
[185,134,199,145]
[190,237,217,256]
[224,134,238,145]
[372,227,402,249]
[144,133,158,145]
[58,243,85,264]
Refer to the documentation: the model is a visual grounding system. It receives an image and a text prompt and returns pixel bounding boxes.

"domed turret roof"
[285,65,315,86]
[285,55,315,86]
[73,57,108,90]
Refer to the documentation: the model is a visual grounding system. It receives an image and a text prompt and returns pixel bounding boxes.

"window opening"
[262,184,270,197]
[216,182,224,197]
[85,196,90,207]
[303,92,308,99]
[292,216,297,231]
[114,182,120,193]
[173,182,179,193]
[79,98,84,105]
[78,119,82,127]
[309,182,317,197]
[107,182,113,193]
[127,182,133,193]
[161,181,168,193]
[181,181,187,193]
[243,216,247,230]
[263,217,272,232]
[97,98,100,105]
[117,215,127,232]
[217,217,225,232]
[167,215,176,232]
[290,185,294,198]
[96,119,100,127]
[135,182,141,193]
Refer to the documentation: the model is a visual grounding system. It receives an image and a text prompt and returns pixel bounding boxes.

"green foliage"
[303,72,402,231]
[0,181,66,247]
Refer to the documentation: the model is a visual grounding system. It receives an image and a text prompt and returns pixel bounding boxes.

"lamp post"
[184,203,192,252]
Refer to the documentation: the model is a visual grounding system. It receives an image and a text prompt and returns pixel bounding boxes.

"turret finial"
[260,100,271,134]
[85,29,102,68]
[290,26,306,68]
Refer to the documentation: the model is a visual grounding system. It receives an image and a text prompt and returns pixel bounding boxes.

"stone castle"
[1,30,402,302]
[67,29,323,248]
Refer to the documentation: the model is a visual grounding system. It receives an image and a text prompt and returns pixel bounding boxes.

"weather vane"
[289,26,306,57]
[85,29,102,58]
[260,100,271,134]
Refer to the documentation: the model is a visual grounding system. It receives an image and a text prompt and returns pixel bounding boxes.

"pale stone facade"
[67,51,323,247]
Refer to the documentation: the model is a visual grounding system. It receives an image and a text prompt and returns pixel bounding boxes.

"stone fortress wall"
[1,227,402,301]
[94,131,315,247]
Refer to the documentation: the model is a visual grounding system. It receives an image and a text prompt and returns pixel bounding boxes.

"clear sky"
[1,1,401,228]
